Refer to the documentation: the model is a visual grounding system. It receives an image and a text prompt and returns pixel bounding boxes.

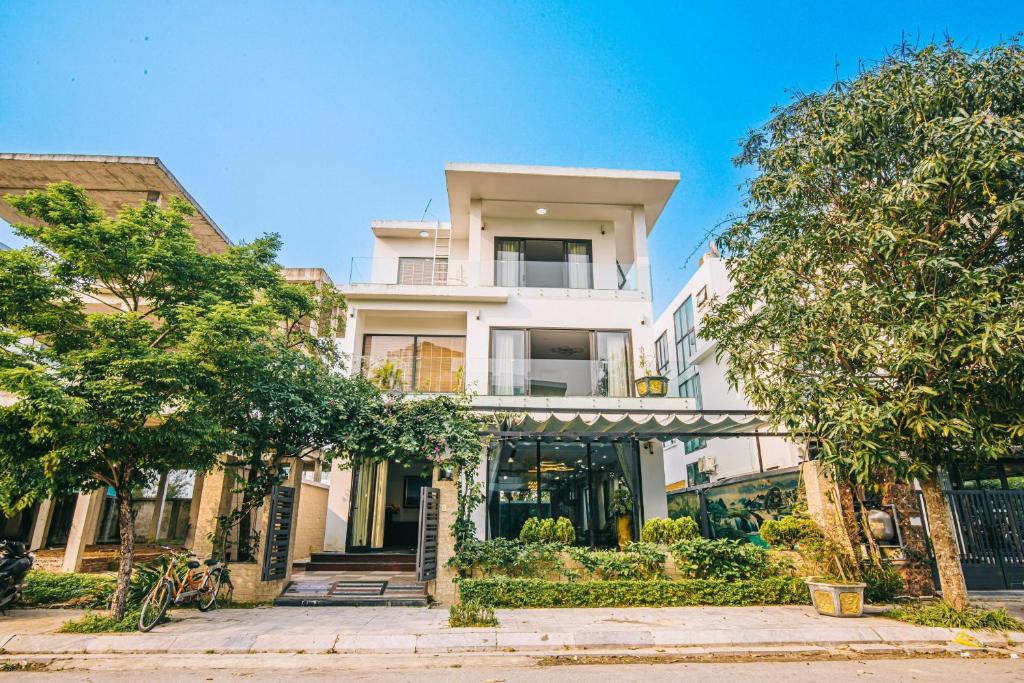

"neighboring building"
[648,247,802,491]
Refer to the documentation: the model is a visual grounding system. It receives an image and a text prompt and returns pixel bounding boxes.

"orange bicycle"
[138,548,226,632]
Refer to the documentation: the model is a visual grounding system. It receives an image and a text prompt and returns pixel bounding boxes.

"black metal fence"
[945,489,1024,590]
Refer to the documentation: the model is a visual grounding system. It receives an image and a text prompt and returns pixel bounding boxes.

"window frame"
[361,333,466,393]
[654,332,670,376]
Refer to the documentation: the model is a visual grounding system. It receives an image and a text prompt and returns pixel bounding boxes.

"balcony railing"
[354,355,636,398]
[348,257,638,291]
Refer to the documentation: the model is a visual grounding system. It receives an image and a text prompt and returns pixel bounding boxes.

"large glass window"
[487,439,641,547]
[489,328,632,397]
[494,238,593,288]
[362,335,465,393]
[654,332,670,376]
[673,296,697,372]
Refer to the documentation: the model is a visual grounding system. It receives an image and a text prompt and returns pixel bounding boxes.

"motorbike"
[0,539,34,614]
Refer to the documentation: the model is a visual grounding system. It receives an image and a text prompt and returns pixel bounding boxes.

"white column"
[323,459,352,551]
[28,498,55,551]
[641,440,668,520]
[61,490,106,573]
[631,205,652,301]
[466,199,482,286]
[472,453,487,540]
[149,472,169,541]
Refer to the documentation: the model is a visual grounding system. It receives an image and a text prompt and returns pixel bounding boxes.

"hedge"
[21,570,115,608]
[458,576,810,608]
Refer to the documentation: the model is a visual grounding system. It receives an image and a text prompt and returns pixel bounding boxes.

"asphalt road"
[6,653,1023,682]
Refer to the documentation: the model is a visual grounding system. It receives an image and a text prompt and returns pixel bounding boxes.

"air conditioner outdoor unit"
[697,456,717,474]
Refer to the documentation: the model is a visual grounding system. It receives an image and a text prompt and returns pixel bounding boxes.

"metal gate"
[415,487,440,582]
[261,485,296,581]
[946,489,1024,590]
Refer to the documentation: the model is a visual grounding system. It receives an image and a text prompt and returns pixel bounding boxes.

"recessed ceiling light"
[419,230,430,237]
[535,207,547,215]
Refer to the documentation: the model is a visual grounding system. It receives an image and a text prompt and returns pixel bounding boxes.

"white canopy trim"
[488,411,776,440]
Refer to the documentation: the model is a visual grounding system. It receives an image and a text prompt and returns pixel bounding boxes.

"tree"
[187,280,352,559]
[0,182,284,619]
[701,40,1024,609]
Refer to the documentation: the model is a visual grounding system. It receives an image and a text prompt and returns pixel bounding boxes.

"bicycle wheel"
[197,568,222,612]
[138,579,172,632]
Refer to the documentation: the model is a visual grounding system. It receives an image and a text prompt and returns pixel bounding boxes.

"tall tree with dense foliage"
[0,182,285,619]
[702,40,1024,609]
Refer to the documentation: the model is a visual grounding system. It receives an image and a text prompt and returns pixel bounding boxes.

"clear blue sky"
[1,2,1020,314]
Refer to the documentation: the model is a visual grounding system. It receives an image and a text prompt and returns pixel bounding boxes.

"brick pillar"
[189,467,235,559]
[431,471,460,605]
[61,490,106,573]
[883,481,936,596]
[29,498,55,551]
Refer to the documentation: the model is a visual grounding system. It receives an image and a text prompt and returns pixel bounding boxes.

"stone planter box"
[806,579,866,617]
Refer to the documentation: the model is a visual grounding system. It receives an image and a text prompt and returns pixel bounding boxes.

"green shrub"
[459,577,810,608]
[447,538,566,578]
[553,517,575,545]
[21,571,115,608]
[884,601,1024,631]
[57,607,142,633]
[448,601,498,627]
[862,564,904,604]
[518,516,574,544]
[670,538,783,581]
[759,516,820,549]
[568,542,665,580]
[640,517,699,544]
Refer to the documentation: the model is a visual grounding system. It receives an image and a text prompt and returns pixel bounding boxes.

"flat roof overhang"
[0,153,231,253]
[445,162,679,239]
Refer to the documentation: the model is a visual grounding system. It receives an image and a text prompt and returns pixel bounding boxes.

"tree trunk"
[109,489,136,621]
[920,472,969,610]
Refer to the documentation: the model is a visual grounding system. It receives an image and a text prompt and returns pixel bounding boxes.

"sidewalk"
[2,605,1023,656]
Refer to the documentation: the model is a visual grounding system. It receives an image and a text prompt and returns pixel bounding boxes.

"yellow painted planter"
[806,580,866,617]
[616,514,633,550]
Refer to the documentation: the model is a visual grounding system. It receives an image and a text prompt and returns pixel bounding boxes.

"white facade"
[647,250,802,490]
[324,163,688,551]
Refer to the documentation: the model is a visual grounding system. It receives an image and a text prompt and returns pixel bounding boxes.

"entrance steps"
[304,551,417,573]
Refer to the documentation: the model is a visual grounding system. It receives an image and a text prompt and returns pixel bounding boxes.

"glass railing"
[347,257,638,291]
[353,355,643,398]
[356,355,466,394]
[488,357,634,398]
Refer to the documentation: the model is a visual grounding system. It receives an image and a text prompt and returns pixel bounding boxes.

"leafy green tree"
[0,182,284,619]
[702,40,1024,609]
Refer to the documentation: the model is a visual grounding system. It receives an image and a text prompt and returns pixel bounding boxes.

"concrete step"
[304,562,417,572]
[274,595,429,607]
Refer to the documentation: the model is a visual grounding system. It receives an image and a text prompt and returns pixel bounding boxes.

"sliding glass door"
[489,328,632,397]
[494,238,592,288]
[362,335,466,393]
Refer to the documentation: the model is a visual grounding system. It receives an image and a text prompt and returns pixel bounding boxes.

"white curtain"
[495,239,522,287]
[492,330,518,395]
[603,333,629,397]
[565,242,592,289]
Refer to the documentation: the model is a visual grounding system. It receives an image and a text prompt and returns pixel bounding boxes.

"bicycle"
[138,547,226,632]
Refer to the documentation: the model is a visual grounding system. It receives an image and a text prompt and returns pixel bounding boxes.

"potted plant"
[633,348,669,398]
[609,486,635,549]
[805,576,867,618]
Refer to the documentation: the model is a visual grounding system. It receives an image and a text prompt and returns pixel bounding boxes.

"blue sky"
[1,2,1020,314]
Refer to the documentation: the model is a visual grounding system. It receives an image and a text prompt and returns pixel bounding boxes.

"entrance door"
[347,459,388,551]
[946,489,1024,590]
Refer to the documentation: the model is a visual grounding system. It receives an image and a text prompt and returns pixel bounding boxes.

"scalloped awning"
[486,410,777,440]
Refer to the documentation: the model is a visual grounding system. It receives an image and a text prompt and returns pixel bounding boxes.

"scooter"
[0,539,34,614]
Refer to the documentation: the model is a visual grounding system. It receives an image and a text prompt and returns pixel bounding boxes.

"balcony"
[347,257,638,292]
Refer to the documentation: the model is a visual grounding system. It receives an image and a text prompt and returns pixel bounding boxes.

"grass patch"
[57,608,142,633]
[883,601,1024,631]
[458,576,810,608]
[21,570,115,609]
[449,601,497,627]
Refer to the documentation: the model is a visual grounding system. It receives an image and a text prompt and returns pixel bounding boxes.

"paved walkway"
[2,605,1022,655]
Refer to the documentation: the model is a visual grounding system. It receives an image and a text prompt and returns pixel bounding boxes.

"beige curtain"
[370,460,389,548]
